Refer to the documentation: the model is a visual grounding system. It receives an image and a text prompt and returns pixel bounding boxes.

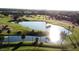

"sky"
[0,0,79,11]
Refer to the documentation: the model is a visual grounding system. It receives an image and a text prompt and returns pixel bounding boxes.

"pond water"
[4,36,47,42]
[3,21,71,44]
[19,21,46,31]
[46,24,71,43]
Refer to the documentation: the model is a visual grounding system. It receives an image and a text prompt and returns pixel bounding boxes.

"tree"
[33,37,39,46]
[0,30,2,33]
[16,31,22,35]
[21,35,25,42]
[7,29,11,46]
[0,36,4,45]
[68,26,77,48]
[60,31,67,50]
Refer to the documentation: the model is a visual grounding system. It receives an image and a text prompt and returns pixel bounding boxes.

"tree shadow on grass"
[11,42,23,51]
[68,36,77,49]
[0,42,32,51]
[0,42,70,51]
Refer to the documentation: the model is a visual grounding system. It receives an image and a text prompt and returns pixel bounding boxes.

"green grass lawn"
[0,16,32,35]
[0,41,77,51]
[0,46,62,51]
[0,15,79,51]
[0,41,64,51]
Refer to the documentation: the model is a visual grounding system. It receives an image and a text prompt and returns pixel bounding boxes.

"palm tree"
[0,36,4,45]
[67,26,77,48]
[7,29,11,46]
[71,26,79,46]
[60,31,66,50]
[27,30,35,42]
[0,36,4,50]
[0,30,2,33]
[16,31,22,35]
[33,37,39,46]
[21,35,25,43]
[68,36,77,48]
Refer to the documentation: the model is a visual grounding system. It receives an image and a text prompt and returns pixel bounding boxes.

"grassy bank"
[0,41,66,51]
[0,16,32,35]
[1,41,77,51]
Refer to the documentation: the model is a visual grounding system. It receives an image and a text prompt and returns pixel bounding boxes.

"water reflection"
[46,24,71,43]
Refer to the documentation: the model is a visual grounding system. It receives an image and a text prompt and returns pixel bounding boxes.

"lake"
[19,21,46,31]
[3,21,71,44]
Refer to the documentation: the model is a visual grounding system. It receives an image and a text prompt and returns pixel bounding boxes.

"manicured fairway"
[0,15,79,50]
